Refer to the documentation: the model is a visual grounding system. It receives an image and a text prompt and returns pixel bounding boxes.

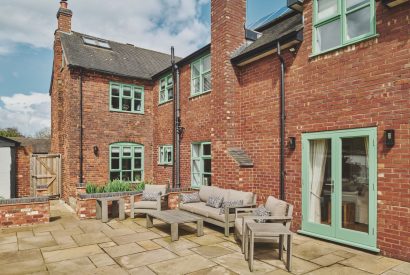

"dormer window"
[82,36,111,49]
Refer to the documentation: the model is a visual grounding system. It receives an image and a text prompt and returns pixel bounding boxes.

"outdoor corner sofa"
[130,184,169,218]
[179,186,257,236]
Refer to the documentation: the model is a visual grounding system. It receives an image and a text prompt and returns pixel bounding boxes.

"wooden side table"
[244,222,292,272]
[96,197,125,223]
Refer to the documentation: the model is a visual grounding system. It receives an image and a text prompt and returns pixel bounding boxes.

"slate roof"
[232,11,303,64]
[7,138,50,153]
[60,31,180,80]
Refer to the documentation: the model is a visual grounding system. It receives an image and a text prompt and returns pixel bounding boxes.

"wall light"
[93,145,99,156]
[288,137,296,150]
[384,130,395,147]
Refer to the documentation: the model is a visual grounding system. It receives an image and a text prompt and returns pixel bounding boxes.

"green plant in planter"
[134,181,145,192]
[104,179,132,193]
[85,183,98,194]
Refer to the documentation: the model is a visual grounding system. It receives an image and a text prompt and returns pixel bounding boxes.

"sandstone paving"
[102,227,136,237]
[340,255,404,274]
[148,253,217,275]
[175,248,197,256]
[115,248,178,269]
[103,242,145,258]
[72,231,111,246]
[292,241,337,260]
[128,265,157,275]
[137,239,162,250]
[42,244,103,263]
[332,249,358,259]
[383,271,407,275]
[153,236,199,251]
[0,242,18,253]
[85,265,129,275]
[89,252,116,267]
[1,259,47,275]
[213,252,277,275]
[19,234,58,250]
[16,230,34,238]
[258,253,321,275]
[0,248,43,265]
[98,241,117,248]
[187,265,239,275]
[187,234,226,245]
[392,262,410,274]
[304,263,372,275]
[111,231,161,244]
[191,244,235,258]
[0,234,17,244]
[311,253,345,266]
[46,257,96,274]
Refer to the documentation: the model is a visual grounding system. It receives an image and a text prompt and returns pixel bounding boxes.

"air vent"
[82,36,111,49]
[245,28,262,42]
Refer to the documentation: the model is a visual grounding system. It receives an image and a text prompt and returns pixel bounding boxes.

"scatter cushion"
[252,206,271,223]
[141,190,161,201]
[206,195,224,208]
[219,200,244,215]
[181,192,201,204]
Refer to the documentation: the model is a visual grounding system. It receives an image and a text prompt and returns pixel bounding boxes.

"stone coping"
[0,196,49,205]
[78,191,142,199]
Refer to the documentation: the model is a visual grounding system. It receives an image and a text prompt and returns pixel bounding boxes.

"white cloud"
[0,93,50,136]
[0,0,210,57]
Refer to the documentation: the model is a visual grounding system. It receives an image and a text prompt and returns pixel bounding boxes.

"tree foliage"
[0,127,24,137]
[34,127,51,139]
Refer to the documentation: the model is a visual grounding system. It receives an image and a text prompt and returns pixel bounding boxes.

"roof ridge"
[71,31,179,58]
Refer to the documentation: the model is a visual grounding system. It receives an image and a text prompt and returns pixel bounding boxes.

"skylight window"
[82,36,111,49]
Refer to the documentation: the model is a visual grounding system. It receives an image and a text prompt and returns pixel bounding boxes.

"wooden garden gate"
[30,154,61,197]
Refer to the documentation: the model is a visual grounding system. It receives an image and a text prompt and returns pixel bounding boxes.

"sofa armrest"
[235,207,256,219]
[242,215,292,223]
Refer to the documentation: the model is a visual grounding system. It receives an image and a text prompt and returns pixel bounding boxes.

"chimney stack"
[57,0,72,33]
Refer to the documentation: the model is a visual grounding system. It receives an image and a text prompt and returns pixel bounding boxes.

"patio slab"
[42,244,103,263]
[72,232,111,246]
[311,253,345,266]
[111,231,161,245]
[191,244,235,258]
[18,235,58,250]
[1,259,47,275]
[392,262,410,274]
[137,239,162,250]
[89,253,116,267]
[188,265,238,275]
[148,254,217,275]
[293,242,337,260]
[0,249,43,265]
[115,248,177,269]
[46,257,96,274]
[153,236,199,252]
[104,243,145,258]
[340,254,403,274]
[305,263,372,275]
[214,252,277,275]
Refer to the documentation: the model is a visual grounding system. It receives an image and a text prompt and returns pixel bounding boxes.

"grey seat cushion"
[145,184,167,195]
[227,189,254,205]
[264,196,287,217]
[207,207,236,222]
[234,217,255,236]
[180,202,210,217]
[134,201,157,209]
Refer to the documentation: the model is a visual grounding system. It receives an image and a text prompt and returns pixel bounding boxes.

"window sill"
[158,99,173,106]
[189,90,212,99]
[158,163,173,167]
[309,33,379,59]
[109,109,144,115]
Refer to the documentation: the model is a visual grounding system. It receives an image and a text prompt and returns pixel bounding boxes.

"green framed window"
[109,143,144,182]
[191,142,211,188]
[110,82,144,114]
[159,75,173,104]
[313,0,376,54]
[158,145,173,165]
[191,54,211,96]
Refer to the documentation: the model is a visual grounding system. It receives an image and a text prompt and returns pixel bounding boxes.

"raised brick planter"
[0,197,50,228]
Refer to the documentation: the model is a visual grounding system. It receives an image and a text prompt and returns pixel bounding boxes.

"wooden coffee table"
[145,210,204,241]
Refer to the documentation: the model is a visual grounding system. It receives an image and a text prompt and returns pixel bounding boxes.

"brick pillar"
[210,0,246,188]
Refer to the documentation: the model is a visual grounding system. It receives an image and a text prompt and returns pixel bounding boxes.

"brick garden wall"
[0,198,50,228]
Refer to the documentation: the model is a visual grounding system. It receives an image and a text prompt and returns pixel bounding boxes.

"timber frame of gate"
[30,154,62,198]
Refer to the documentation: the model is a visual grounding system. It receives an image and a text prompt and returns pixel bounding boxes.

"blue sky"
[0,0,285,135]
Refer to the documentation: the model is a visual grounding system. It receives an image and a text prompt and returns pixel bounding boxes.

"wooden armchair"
[234,196,293,252]
[129,184,169,218]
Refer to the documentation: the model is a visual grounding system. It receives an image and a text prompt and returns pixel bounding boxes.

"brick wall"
[15,146,31,197]
[0,199,50,228]
[236,0,410,261]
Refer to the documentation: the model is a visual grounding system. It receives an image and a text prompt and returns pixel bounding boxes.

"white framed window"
[191,142,211,188]
[159,74,173,104]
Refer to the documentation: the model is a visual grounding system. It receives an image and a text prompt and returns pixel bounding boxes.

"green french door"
[301,128,378,251]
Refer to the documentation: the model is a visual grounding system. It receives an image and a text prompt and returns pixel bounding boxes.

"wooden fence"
[30,154,61,197]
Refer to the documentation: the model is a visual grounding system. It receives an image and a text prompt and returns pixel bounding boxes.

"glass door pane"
[341,137,369,233]
[308,139,332,226]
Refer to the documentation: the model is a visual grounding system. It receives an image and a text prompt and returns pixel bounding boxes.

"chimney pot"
[60,0,68,9]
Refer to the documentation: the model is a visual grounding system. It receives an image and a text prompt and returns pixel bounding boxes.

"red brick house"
[50,0,410,261]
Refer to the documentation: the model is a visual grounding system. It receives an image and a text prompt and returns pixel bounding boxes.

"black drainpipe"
[171,47,176,189]
[277,41,286,201]
[79,69,84,184]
